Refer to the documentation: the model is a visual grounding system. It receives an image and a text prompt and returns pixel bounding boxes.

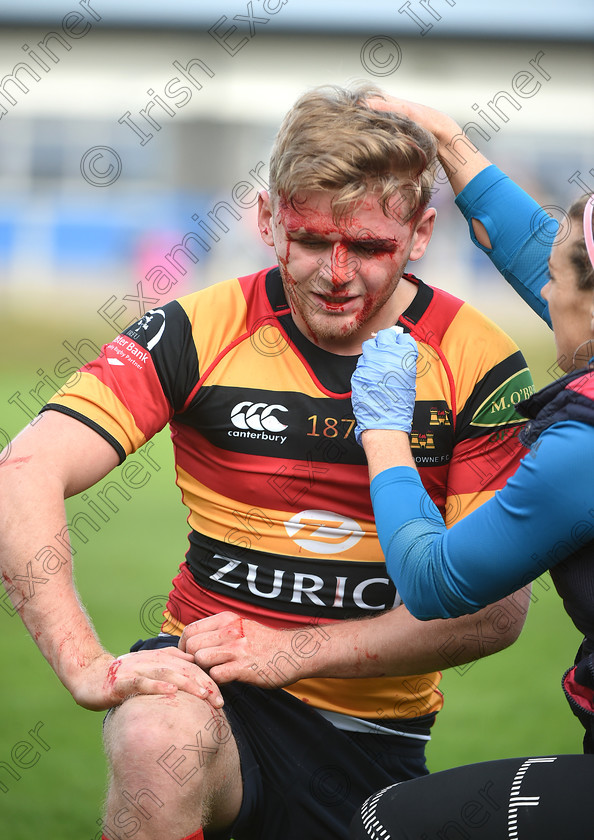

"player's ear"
[257,191,275,247]
[408,207,436,262]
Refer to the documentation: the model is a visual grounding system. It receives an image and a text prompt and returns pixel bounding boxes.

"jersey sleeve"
[455,165,554,327]
[371,420,594,619]
[40,301,199,461]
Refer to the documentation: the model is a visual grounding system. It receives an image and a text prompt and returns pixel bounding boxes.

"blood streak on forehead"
[276,194,413,244]
[276,198,342,236]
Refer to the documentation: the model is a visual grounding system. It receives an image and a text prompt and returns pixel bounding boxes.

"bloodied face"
[258,189,435,355]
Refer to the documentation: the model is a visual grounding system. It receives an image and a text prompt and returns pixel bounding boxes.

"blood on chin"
[280,262,382,346]
[295,299,375,348]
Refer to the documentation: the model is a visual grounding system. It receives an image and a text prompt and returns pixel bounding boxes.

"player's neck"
[346,275,418,354]
[389,274,419,323]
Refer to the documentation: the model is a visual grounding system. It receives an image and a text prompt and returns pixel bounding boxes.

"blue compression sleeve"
[455,165,554,327]
[371,421,594,619]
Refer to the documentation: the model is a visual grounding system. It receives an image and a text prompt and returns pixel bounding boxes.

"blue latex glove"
[351,327,418,445]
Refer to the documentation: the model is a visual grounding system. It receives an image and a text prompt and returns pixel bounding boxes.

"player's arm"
[349,328,535,617]
[178,587,529,686]
[0,409,223,711]
[368,421,593,619]
[368,94,554,322]
[366,94,491,204]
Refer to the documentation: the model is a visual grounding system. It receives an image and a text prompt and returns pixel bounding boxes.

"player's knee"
[104,692,226,773]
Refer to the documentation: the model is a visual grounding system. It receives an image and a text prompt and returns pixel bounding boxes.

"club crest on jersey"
[429,407,451,426]
[124,308,166,351]
[410,431,435,449]
[228,401,289,444]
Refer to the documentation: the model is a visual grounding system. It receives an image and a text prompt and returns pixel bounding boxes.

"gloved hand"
[351,327,418,445]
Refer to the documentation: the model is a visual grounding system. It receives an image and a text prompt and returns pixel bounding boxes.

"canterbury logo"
[230,401,289,432]
[284,510,365,555]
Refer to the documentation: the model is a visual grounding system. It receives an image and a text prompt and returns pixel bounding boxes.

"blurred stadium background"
[0,2,592,837]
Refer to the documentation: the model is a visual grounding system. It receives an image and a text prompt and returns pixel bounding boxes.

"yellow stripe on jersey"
[176,466,382,563]
[446,490,497,526]
[178,279,335,397]
[48,371,147,455]
[284,673,443,719]
[438,302,521,415]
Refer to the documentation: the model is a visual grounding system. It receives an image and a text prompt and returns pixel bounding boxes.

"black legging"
[350,755,594,839]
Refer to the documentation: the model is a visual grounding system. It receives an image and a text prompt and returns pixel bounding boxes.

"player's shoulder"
[430,284,520,355]
[175,267,270,321]
[176,275,244,314]
[422,284,531,420]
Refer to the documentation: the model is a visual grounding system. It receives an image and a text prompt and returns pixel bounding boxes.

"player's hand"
[351,328,418,444]
[366,92,492,199]
[179,611,303,688]
[68,647,225,711]
[366,94,461,146]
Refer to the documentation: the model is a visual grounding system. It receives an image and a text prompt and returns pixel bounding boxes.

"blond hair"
[268,84,437,224]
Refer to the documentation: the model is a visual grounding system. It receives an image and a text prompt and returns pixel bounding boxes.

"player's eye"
[353,243,390,257]
[299,239,327,249]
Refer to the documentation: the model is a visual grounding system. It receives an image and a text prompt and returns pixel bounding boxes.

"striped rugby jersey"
[43,267,533,721]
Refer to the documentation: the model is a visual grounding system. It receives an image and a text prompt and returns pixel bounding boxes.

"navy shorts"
[350,754,594,839]
[130,634,432,840]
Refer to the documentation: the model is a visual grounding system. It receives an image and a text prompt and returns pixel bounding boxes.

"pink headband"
[584,195,594,270]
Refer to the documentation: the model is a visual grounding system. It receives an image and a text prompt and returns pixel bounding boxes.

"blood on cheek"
[275,203,404,338]
[355,291,377,327]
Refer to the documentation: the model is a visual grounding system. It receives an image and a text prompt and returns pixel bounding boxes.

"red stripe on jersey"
[446,433,526,496]
[87,339,172,439]
[417,464,449,517]
[401,285,464,422]
[173,426,372,518]
[410,282,465,345]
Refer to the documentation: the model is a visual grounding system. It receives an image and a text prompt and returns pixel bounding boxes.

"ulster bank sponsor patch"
[106,336,150,371]
[471,367,535,427]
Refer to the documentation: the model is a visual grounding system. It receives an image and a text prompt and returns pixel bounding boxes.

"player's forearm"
[304,590,530,679]
[428,113,491,197]
[360,429,416,480]
[0,466,109,695]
